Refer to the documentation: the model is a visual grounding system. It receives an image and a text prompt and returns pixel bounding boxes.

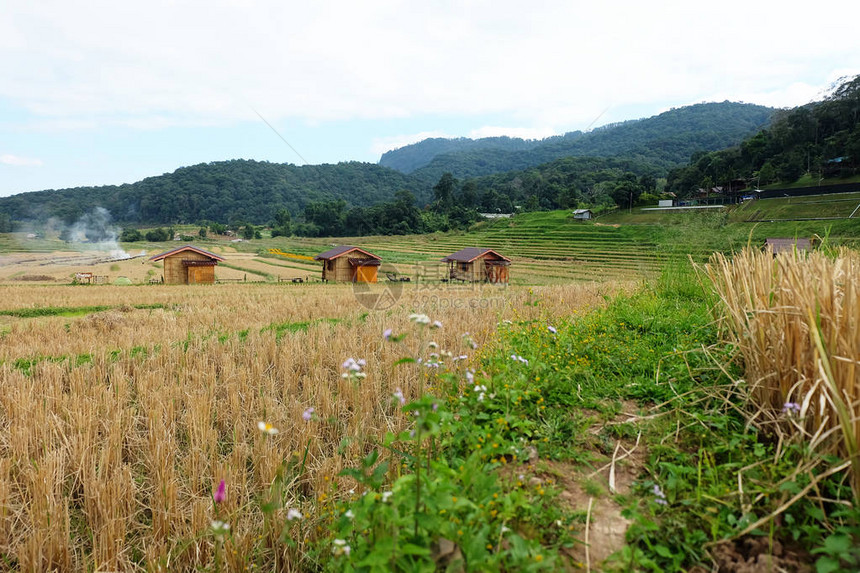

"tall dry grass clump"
[704,247,860,496]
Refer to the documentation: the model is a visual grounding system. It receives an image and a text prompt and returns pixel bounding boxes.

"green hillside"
[384,102,773,182]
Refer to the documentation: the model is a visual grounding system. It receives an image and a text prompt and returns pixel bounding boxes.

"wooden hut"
[149,245,225,285]
[764,238,812,255]
[572,209,593,221]
[442,248,510,284]
[314,246,381,283]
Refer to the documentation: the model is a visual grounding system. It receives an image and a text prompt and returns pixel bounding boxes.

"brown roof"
[149,245,225,262]
[765,238,812,254]
[314,246,381,261]
[442,247,511,263]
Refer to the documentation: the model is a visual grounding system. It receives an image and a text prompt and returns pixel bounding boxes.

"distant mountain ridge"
[0,159,423,226]
[380,102,775,182]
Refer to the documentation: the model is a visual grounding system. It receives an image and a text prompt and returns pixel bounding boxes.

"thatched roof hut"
[441,248,510,284]
[149,245,225,285]
[314,246,381,283]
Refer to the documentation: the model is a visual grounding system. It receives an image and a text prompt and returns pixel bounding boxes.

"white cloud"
[1,0,857,136]
[0,154,43,167]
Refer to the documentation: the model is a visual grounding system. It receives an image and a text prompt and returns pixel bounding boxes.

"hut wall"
[323,256,379,282]
[449,261,475,282]
[163,255,186,284]
[163,251,218,284]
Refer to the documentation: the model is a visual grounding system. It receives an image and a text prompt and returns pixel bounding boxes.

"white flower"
[257,421,279,435]
[548,325,558,334]
[332,538,351,556]
[344,510,355,519]
[431,320,443,329]
[286,508,303,521]
[428,341,439,349]
[381,491,393,502]
[210,520,230,537]
[408,313,431,325]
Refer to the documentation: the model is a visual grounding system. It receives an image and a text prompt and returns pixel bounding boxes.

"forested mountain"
[383,102,774,183]
[667,75,860,196]
[0,160,425,226]
[378,135,557,173]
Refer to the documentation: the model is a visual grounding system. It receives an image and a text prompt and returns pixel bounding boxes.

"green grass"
[760,173,860,190]
[0,303,166,318]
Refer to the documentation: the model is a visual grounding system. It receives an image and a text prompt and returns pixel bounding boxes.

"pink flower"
[303,407,315,421]
[214,479,226,504]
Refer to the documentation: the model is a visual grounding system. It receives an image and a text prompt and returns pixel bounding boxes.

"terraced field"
[731,192,860,221]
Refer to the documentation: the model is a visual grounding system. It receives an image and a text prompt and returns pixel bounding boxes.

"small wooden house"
[442,248,510,284]
[314,246,381,283]
[149,245,225,285]
[572,209,593,220]
[764,238,812,255]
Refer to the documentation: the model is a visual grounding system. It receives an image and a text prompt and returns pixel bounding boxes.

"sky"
[1,0,858,198]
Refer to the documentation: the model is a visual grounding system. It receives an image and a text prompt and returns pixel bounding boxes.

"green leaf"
[654,544,673,558]
[393,357,416,366]
[823,534,852,554]
[399,543,432,556]
[816,556,842,573]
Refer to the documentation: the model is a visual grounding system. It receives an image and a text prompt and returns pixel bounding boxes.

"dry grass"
[704,247,860,497]
[0,281,628,570]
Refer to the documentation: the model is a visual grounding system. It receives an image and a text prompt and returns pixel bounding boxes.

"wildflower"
[408,313,431,325]
[342,357,367,380]
[393,388,406,406]
[383,328,393,340]
[453,354,468,362]
[332,538,351,556]
[652,484,668,506]
[548,325,558,335]
[286,508,303,521]
[465,369,474,384]
[510,354,529,365]
[303,407,315,421]
[428,341,439,349]
[344,510,355,519]
[213,479,226,504]
[381,491,393,503]
[210,520,230,537]
[257,421,279,435]
[782,402,801,415]
[463,333,478,349]
[431,320,443,329]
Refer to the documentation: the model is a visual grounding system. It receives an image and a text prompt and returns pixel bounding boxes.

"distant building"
[764,238,812,255]
[572,209,593,220]
[314,246,381,283]
[149,245,225,284]
[441,248,510,283]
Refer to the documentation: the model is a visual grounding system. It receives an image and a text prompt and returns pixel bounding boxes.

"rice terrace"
[0,202,859,572]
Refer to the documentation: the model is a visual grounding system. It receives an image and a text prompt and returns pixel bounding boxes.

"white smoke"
[64,207,131,259]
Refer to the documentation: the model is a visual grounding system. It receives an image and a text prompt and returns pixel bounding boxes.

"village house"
[764,238,812,255]
[442,247,510,284]
[149,245,225,284]
[314,246,382,283]
[572,209,593,220]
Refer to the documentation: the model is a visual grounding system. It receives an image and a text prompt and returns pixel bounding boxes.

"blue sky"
[1,0,858,197]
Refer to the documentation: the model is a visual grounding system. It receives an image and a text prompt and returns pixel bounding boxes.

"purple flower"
[548,325,558,335]
[782,402,801,415]
[383,328,393,340]
[214,479,226,504]
[303,407,315,421]
[393,388,406,406]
